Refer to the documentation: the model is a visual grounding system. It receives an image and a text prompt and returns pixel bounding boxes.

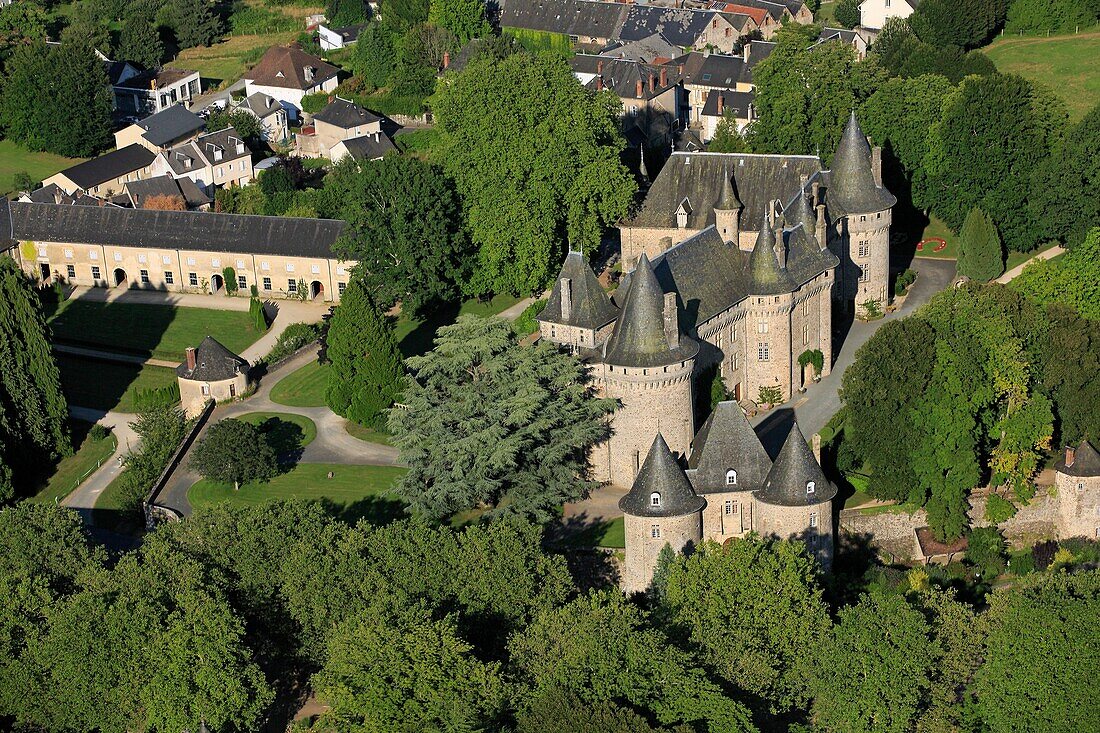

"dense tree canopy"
[389,316,614,522]
[190,418,279,489]
[432,52,635,294]
[428,0,491,45]
[327,0,370,27]
[1012,227,1100,320]
[909,0,1007,49]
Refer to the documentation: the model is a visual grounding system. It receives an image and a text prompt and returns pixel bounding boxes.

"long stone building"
[1,200,352,302]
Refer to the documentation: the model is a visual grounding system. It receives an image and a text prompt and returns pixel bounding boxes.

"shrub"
[301,92,330,115]
[228,5,297,34]
[1059,537,1100,564]
[133,384,182,411]
[1008,550,1035,575]
[249,296,268,332]
[11,171,34,192]
[984,493,1017,524]
[860,299,884,319]
[223,266,238,295]
[758,385,783,405]
[265,322,322,363]
[1032,539,1058,570]
[512,299,546,337]
[88,424,112,442]
[966,526,1007,577]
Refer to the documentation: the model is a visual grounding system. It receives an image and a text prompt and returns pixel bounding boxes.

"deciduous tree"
[428,0,491,45]
[190,418,279,490]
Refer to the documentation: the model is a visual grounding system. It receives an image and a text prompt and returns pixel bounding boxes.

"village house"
[236,92,290,144]
[43,145,159,198]
[815,26,871,59]
[500,0,629,47]
[158,127,256,194]
[1055,440,1100,540]
[296,96,386,158]
[113,104,206,152]
[124,175,213,211]
[571,55,682,147]
[317,23,365,50]
[243,45,341,121]
[177,337,251,418]
[859,0,917,29]
[111,66,202,116]
[4,201,353,302]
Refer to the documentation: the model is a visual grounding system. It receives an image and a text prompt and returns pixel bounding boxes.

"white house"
[858,0,917,30]
[317,24,364,51]
[243,45,341,121]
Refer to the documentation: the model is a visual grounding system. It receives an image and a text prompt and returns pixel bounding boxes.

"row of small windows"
[51,249,347,278]
[50,265,345,295]
[649,512,819,538]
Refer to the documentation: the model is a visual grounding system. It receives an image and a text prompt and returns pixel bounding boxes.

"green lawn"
[816,0,837,26]
[345,420,393,446]
[188,463,408,523]
[985,30,1100,121]
[173,30,300,88]
[271,294,526,408]
[915,216,1058,271]
[558,516,626,549]
[49,300,262,361]
[56,355,178,413]
[0,139,85,196]
[28,421,117,505]
[236,412,317,452]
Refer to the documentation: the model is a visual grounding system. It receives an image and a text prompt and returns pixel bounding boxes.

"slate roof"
[327,24,364,43]
[500,0,628,38]
[618,6,718,47]
[688,401,772,492]
[125,175,212,208]
[240,92,283,119]
[336,132,398,161]
[649,226,749,326]
[603,253,699,368]
[6,202,345,258]
[163,126,251,175]
[826,111,896,215]
[670,51,750,88]
[133,105,206,147]
[26,184,75,205]
[55,145,157,190]
[246,45,340,90]
[1057,440,1100,478]
[756,423,837,506]
[539,250,619,329]
[176,336,248,382]
[702,89,754,117]
[571,55,676,100]
[619,434,706,517]
[313,97,381,128]
[600,33,680,63]
[749,218,794,295]
[114,67,196,91]
[628,151,822,233]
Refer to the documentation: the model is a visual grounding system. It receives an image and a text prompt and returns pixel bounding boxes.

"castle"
[536,113,893,588]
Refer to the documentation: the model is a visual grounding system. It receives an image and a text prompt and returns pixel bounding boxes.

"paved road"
[189,79,247,114]
[996,245,1064,283]
[63,407,141,519]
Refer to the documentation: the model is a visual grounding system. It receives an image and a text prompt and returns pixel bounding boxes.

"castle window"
[91,266,101,280]
[757,342,770,361]
[66,264,75,279]
[726,469,737,486]
[757,322,769,334]
[724,500,734,515]
[859,265,869,283]
[807,481,816,495]
[165,271,174,284]
[802,323,808,345]
[263,277,272,290]
[860,215,866,222]
[651,524,661,539]
[809,512,818,528]
[858,241,869,258]
[64,249,73,259]
[1080,482,1085,493]
[189,272,198,286]
[140,269,149,284]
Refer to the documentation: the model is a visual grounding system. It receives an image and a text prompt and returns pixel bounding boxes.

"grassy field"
[558,516,626,549]
[188,463,408,523]
[28,421,117,505]
[345,420,393,446]
[237,411,317,452]
[271,294,525,408]
[816,0,837,26]
[174,31,299,88]
[56,355,178,412]
[49,301,262,361]
[0,139,85,195]
[985,30,1100,121]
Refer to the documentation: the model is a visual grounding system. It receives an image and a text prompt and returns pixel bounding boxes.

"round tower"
[619,434,705,594]
[1054,440,1100,540]
[713,166,742,245]
[598,254,698,488]
[745,210,796,405]
[829,111,896,317]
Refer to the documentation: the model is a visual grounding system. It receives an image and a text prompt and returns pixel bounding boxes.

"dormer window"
[726,470,737,486]
[675,197,691,228]
[807,481,816,495]
[650,492,661,507]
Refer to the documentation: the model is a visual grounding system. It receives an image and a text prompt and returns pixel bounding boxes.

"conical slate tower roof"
[619,434,706,517]
[756,423,837,506]
[785,188,816,234]
[750,217,794,295]
[604,254,698,368]
[688,401,773,493]
[715,167,742,211]
[828,111,896,215]
[176,336,248,381]
[539,251,619,330]
[1058,440,1100,478]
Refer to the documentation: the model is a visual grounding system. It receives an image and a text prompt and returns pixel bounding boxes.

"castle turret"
[537,250,619,353]
[1054,440,1100,540]
[619,433,705,593]
[754,422,837,568]
[828,111,896,316]
[746,217,796,405]
[598,254,698,487]
[713,167,742,245]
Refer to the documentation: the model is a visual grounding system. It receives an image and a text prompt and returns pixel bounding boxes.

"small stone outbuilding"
[177,336,249,417]
[1055,440,1100,540]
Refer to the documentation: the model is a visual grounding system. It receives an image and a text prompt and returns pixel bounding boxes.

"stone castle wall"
[700,490,755,541]
[756,498,834,570]
[622,511,702,594]
[1053,473,1100,540]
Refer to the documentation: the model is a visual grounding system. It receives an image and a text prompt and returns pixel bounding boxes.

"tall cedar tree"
[0,258,70,501]
[431,53,635,295]
[322,156,474,313]
[117,15,163,69]
[325,280,404,428]
[389,315,614,522]
[428,0,491,46]
[189,419,279,490]
[957,207,1004,282]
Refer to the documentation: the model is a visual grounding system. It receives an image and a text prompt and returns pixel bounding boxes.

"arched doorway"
[310,280,324,301]
[113,268,127,287]
[210,273,224,294]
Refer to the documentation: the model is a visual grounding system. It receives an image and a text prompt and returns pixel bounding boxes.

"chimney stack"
[659,67,667,87]
[443,51,450,69]
[636,79,643,98]
[717,93,725,114]
[1067,445,1077,467]
[597,59,603,74]
[811,180,821,206]
[185,347,197,371]
[773,214,786,269]
[560,278,573,321]
[871,145,883,187]
[663,292,679,349]
[815,204,827,249]
[812,433,822,465]
[648,72,655,92]
[677,62,684,74]
[596,76,604,91]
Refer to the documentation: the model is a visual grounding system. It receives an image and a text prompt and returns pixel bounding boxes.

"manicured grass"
[56,355,178,413]
[270,359,329,407]
[188,463,408,519]
[92,470,142,532]
[914,215,958,259]
[236,412,317,451]
[558,516,626,549]
[0,139,86,196]
[985,29,1100,121]
[28,421,117,505]
[345,420,393,446]
[48,300,262,361]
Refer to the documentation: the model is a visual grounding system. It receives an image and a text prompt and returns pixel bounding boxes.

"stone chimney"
[648,72,655,92]
[1067,445,1077,467]
[443,51,450,69]
[596,76,603,91]
[185,347,196,372]
[815,204,827,250]
[871,145,883,187]
[659,67,667,87]
[660,235,673,252]
[636,79,643,98]
[773,215,786,269]
[677,62,684,74]
[560,278,573,321]
[717,93,725,114]
[663,292,679,349]
[811,179,821,206]
[812,433,822,465]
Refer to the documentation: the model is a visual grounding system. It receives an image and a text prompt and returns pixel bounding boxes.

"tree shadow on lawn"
[546,512,622,592]
[254,417,306,467]
[321,495,407,527]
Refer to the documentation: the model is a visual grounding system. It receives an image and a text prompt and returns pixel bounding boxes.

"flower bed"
[917,237,948,252]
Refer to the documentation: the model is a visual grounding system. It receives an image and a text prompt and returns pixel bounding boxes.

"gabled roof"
[6,202,345,259]
[239,92,282,119]
[649,226,750,326]
[114,67,197,91]
[539,250,619,330]
[600,33,680,64]
[500,0,628,38]
[1057,440,1100,478]
[618,7,721,47]
[688,401,772,492]
[756,423,836,507]
[571,55,676,100]
[125,175,211,209]
[619,434,706,516]
[672,51,749,89]
[826,111,896,215]
[176,336,249,381]
[25,184,75,205]
[163,126,251,175]
[246,45,340,90]
[313,97,381,128]
[603,254,699,368]
[335,131,398,161]
[133,105,206,147]
[54,145,157,190]
[702,89,754,117]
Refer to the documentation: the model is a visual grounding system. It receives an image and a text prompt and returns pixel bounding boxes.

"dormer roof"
[619,434,706,517]
[756,423,836,506]
[539,250,619,330]
[603,254,699,368]
[245,45,339,90]
[688,401,772,492]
